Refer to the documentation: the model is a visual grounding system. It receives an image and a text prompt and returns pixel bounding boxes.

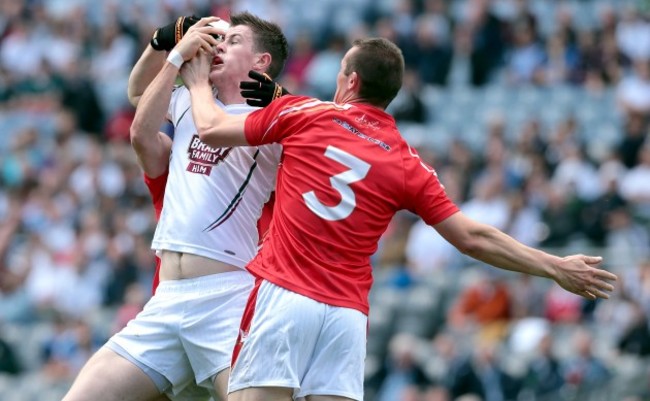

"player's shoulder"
[274,96,354,118]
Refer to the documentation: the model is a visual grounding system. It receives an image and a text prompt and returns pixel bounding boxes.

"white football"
[209,20,230,41]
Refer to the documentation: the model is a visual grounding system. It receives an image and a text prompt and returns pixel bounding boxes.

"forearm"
[128,45,167,107]
[436,213,561,280]
[130,62,177,176]
[189,84,249,147]
[462,223,562,280]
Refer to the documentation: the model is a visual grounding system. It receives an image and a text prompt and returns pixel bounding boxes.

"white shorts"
[229,279,367,400]
[107,271,254,397]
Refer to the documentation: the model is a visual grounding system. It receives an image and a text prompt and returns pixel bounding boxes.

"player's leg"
[297,304,367,401]
[228,280,326,401]
[180,272,255,401]
[65,281,200,401]
[212,368,229,401]
[62,347,162,401]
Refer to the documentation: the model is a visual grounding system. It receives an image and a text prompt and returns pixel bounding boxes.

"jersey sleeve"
[402,146,459,226]
[244,95,313,146]
[143,169,168,220]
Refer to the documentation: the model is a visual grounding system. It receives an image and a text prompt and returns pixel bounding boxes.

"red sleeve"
[402,145,459,225]
[143,170,168,294]
[143,169,168,220]
[244,95,314,146]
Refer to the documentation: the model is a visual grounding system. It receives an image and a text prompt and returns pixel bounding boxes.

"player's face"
[210,25,259,85]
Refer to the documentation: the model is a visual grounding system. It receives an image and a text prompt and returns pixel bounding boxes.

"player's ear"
[348,71,360,92]
[254,52,272,72]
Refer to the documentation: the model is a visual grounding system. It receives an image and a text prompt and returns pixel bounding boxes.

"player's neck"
[337,92,364,106]
[217,90,246,106]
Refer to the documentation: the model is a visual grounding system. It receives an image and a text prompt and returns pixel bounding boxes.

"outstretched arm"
[434,212,617,300]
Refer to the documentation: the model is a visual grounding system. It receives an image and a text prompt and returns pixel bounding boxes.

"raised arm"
[128,16,204,107]
[128,45,168,107]
[130,17,223,178]
[434,212,617,300]
[129,60,177,178]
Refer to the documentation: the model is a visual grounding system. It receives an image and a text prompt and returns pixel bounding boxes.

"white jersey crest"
[152,86,280,268]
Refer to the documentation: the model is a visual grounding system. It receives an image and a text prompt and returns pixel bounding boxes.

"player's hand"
[180,49,212,90]
[151,16,201,51]
[552,255,617,300]
[174,17,224,62]
[240,70,290,107]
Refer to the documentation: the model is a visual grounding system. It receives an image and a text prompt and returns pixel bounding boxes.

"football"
[209,19,230,41]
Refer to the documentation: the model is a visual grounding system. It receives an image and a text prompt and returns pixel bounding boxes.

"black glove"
[240,70,290,107]
[151,16,201,51]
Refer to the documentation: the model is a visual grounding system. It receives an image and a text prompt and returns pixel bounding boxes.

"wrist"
[166,49,184,69]
[544,254,563,280]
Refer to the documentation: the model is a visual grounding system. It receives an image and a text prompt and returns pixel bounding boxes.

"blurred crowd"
[0,0,649,400]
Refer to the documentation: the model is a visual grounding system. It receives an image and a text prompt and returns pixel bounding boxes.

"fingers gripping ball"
[208,19,230,42]
[151,16,201,51]
[240,70,290,107]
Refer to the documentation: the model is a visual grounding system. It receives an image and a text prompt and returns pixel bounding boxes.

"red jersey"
[143,171,168,293]
[244,96,459,314]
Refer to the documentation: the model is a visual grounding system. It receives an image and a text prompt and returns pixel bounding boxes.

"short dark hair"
[345,38,404,108]
[230,12,289,79]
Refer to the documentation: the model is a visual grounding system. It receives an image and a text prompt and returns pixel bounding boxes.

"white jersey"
[152,86,281,268]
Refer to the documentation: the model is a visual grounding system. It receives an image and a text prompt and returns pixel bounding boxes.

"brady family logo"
[186,135,232,175]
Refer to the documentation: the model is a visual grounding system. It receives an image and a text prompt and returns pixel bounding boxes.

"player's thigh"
[62,346,161,401]
[211,368,229,401]
[306,396,355,401]
[229,280,326,394]
[228,386,294,401]
[298,305,366,400]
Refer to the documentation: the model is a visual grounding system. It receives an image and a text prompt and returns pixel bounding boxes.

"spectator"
[617,59,650,119]
[619,144,650,221]
[616,7,650,62]
[521,332,564,399]
[447,340,520,401]
[304,34,346,99]
[41,316,103,381]
[618,113,647,168]
[448,270,511,339]
[377,333,431,401]
[617,301,650,357]
[562,329,612,398]
[463,0,507,84]
[0,328,21,375]
[389,68,427,123]
[504,21,545,85]
[541,32,579,85]
[405,14,452,86]
[282,31,316,92]
[604,206,650,274]
[544,283,584,323]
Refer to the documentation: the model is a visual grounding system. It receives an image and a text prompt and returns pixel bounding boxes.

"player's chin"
[210,63,224,72]
[209,68,223,78]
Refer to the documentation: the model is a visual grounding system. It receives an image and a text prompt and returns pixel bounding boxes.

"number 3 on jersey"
[302,145,371,221]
